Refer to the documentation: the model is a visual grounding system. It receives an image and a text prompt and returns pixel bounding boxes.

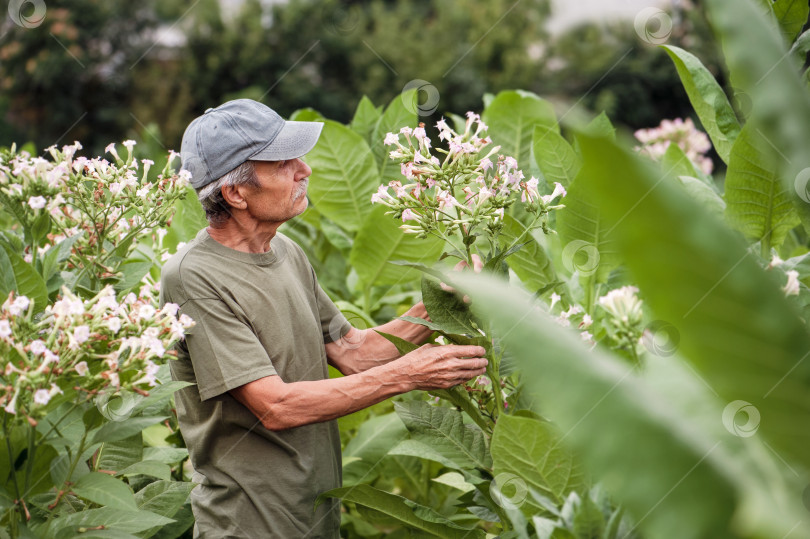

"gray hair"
[196,161,259,226]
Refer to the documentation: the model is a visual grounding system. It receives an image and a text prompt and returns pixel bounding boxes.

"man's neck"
[206,218,283,254]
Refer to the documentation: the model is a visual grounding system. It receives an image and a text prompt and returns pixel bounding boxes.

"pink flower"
[401,209,418,222]
[384,132,399,146]
[75,361,89,376]
[29,340,47,356]
[28,196,47,210]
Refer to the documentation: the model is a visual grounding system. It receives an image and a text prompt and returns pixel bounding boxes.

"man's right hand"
[390,344,488,390]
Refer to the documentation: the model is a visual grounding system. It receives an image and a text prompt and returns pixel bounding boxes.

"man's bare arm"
[325,302,434,375]
[231,344,486,431]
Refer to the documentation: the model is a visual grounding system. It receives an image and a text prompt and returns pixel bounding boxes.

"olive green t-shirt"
[159,228,352,538]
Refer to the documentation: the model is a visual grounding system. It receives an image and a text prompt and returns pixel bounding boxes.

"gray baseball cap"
[180,99,324,189]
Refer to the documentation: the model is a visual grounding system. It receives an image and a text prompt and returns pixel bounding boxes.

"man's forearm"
[329,302,434,374]
[232,363,411,431]
[232,343,488,431]
[375,302,433,345]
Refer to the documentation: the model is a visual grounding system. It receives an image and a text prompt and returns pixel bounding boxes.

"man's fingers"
[470,254,483,273]
[442,345,486,358]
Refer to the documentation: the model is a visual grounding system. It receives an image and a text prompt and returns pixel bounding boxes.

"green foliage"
[661,45,741,163]
[724,125,800,252]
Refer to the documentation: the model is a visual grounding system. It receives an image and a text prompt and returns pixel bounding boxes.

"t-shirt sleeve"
[312,270,352,344]
[180,297,278,401]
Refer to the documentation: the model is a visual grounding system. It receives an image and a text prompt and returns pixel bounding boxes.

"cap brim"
[249,121,324,161]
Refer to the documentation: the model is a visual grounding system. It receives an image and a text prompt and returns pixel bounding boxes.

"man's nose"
[297,158,312,178]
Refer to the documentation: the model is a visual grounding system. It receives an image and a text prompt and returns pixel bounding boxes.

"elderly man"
[159,99,488,538]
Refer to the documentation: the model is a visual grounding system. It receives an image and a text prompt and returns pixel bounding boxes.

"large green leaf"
[117,460,172,481]
[576,133,810,470]
[96,434,143,473]
[420,275,478,334]
[500,215,557,293]
[306,120,379,232]
[349,95,382,147]
[704,0,810,191]
[44,508,174,537]
[0,243,48,312]
[455,273,739,539]
[555,172,620,285]
[318,484,485,538]
[724,124,800,251]
[773,0,809,42]
[371,90,418,184]
[532,125,581,188]
[343,412,408,485]
[662,46,741,163]
[483,90,558,170]
[394,401,491,470]
[90,416,168,445]
[491,415,585,509]
[135,480,194,518]
[72,472,137,510]
[678,176,726,218]
[350,206,444,287]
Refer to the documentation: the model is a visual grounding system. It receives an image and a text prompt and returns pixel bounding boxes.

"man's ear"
[221,184,249,210]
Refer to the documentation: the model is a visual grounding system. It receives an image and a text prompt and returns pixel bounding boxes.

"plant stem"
[22,424,36,496]
[3,415,21,537]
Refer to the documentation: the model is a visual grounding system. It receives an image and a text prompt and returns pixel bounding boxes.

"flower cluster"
[548,292,594,345]
[597,286,645,361]
[372,113,566,241]
[634,118,713,175]
[0,141,191,289]
[0,286,193,421]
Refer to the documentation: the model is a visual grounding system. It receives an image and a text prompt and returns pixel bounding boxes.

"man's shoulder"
[160,231,215,303]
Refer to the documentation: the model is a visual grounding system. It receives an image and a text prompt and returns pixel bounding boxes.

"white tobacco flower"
[23,253,32,264]
[384,132,399,146]
[105,143,121,162]
[29,340,47,356]
[401,209,418,222]
[0,320,11,339]
[178,314,194,328]
[598,286,643,323]
[108,182,124,195]
[138,304,157,320]
[580,313,593,329]
[73,325,90,344]
[28,196,47,210]
[783,270,801,296]
[5,296,31,316]
[541,182,567,205]
[580,331,593,342]
[160,302,179,317]
[33,389,50,406]
[106,317,122,334]
[74,361,89,376]
[42,350,59,365]
[549,293,561,311]
[122,140,136,151]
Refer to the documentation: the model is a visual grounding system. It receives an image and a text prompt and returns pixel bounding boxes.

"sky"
[547,0,672,33]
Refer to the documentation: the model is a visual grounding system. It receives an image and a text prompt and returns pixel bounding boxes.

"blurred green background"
[0,0,720,157]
